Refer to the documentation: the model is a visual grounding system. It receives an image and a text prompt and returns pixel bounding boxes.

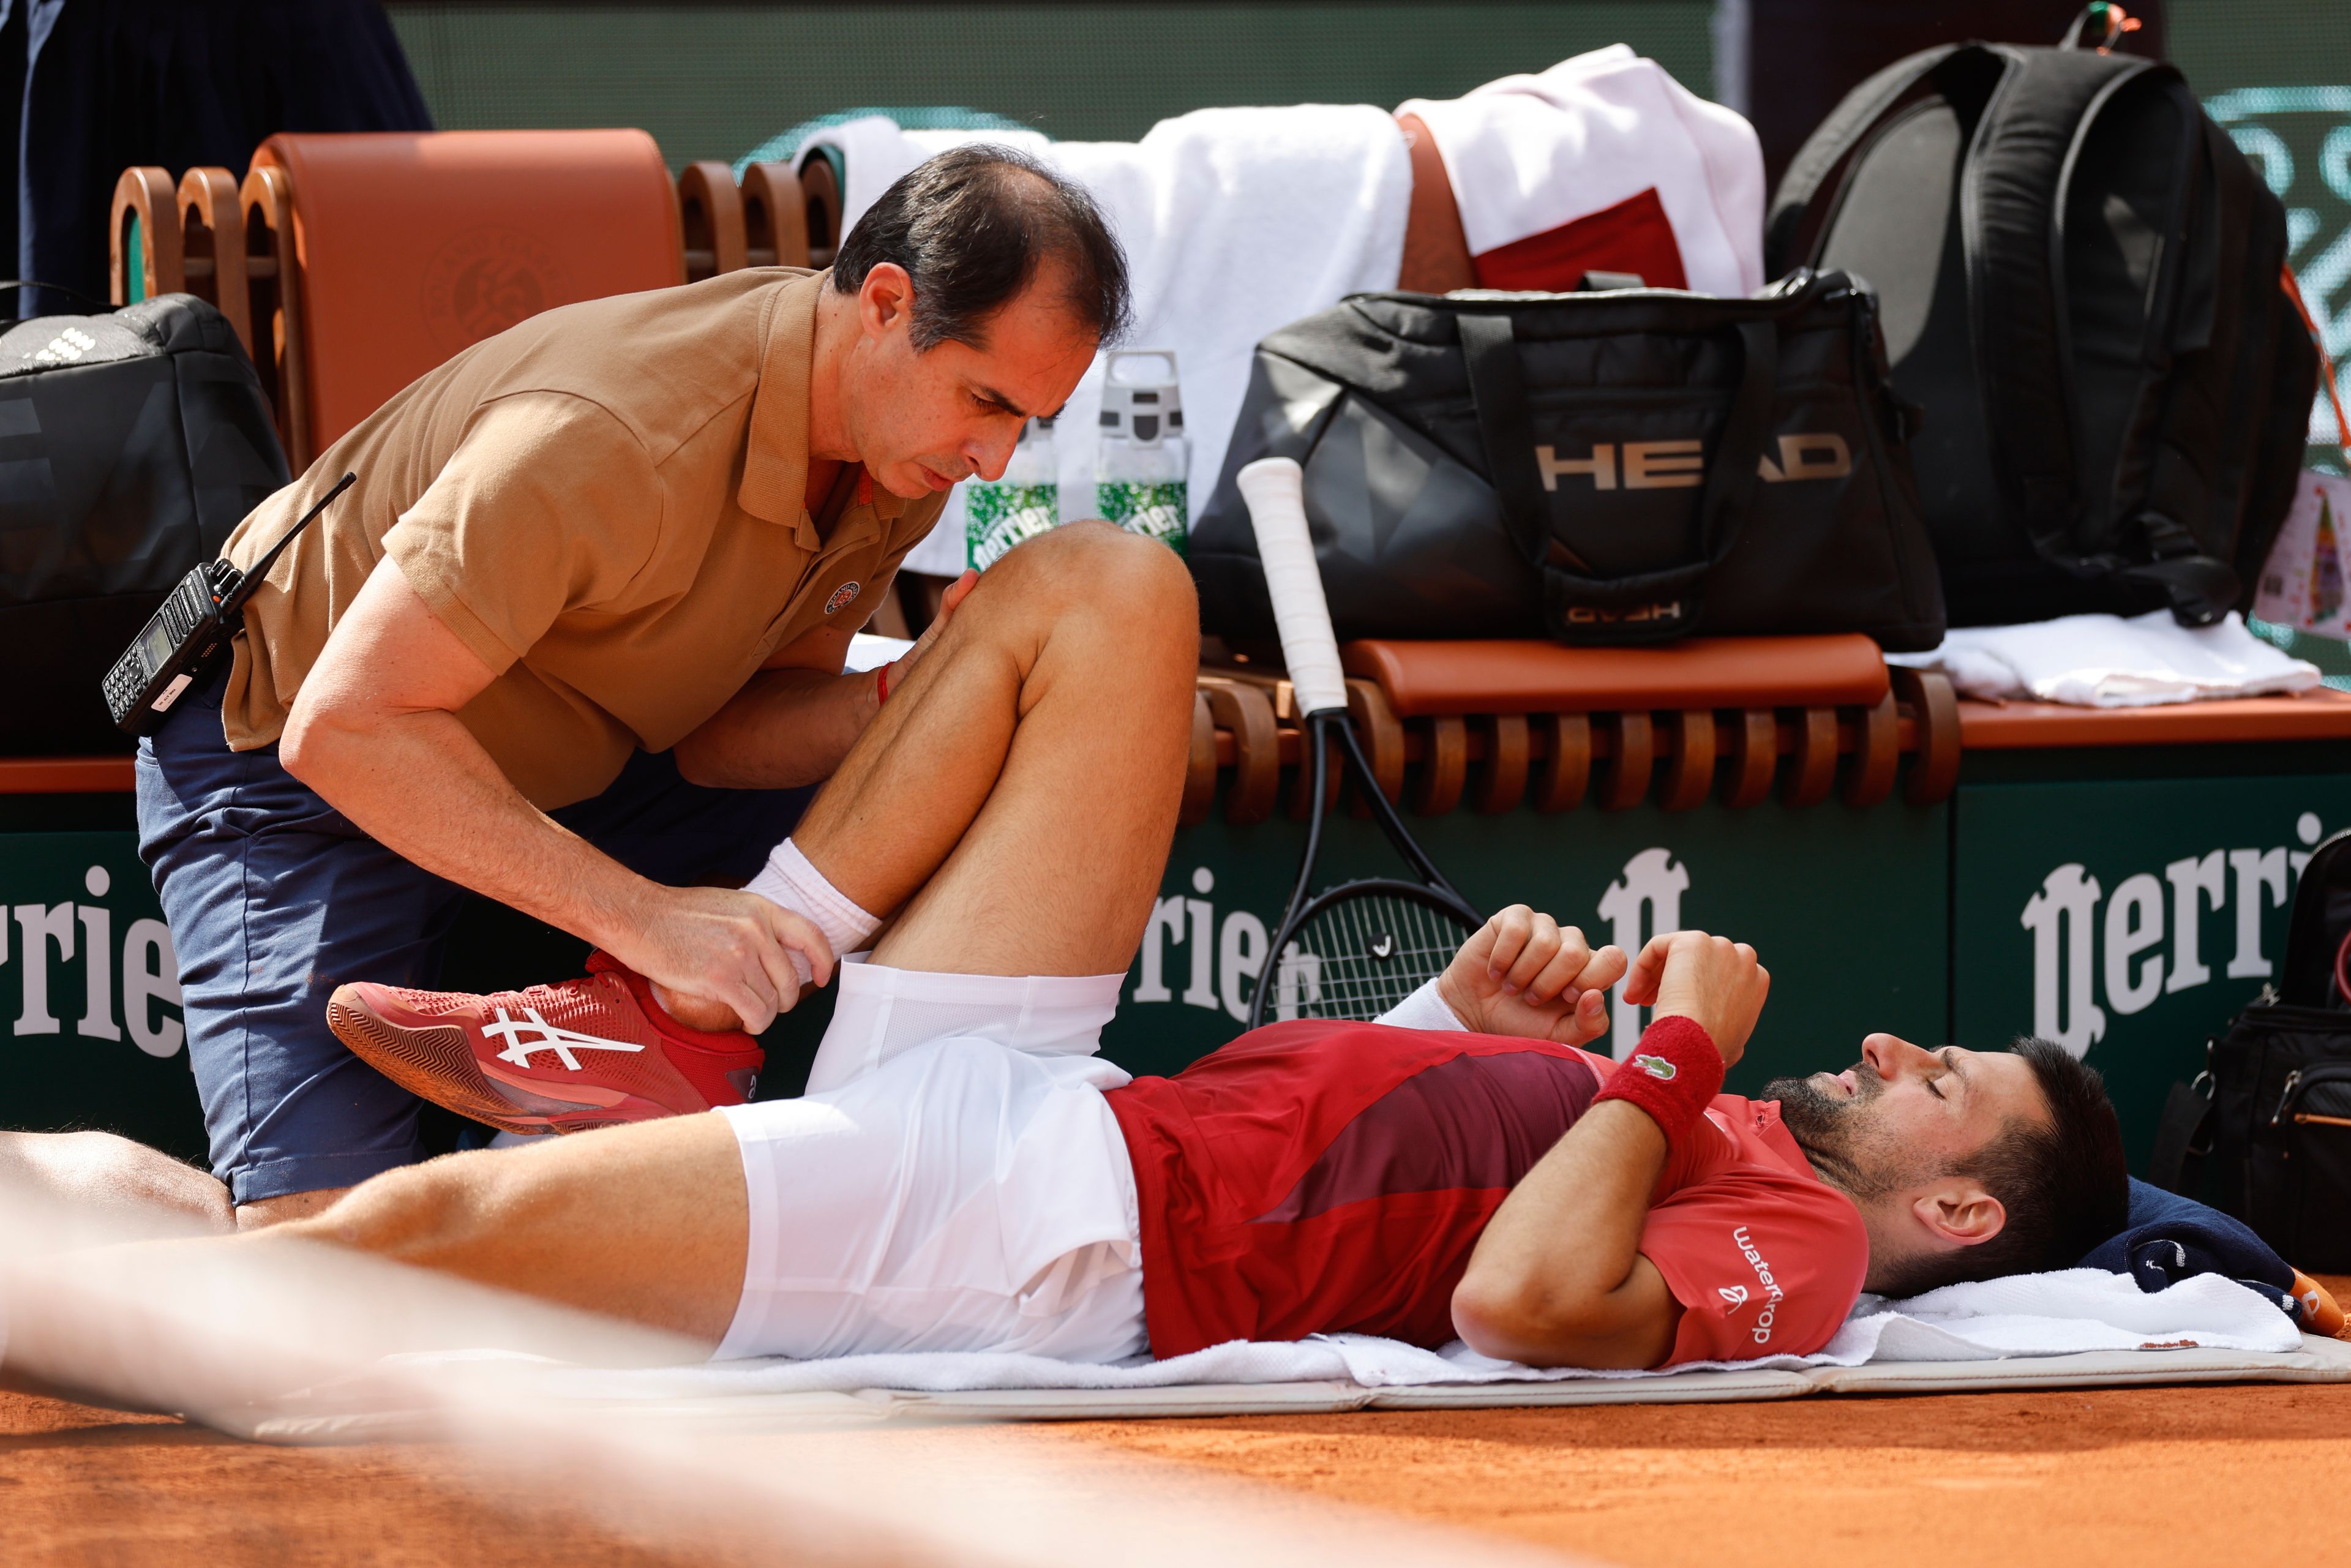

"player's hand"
[876,569,978,702]
[1618,930,1768,1069]
[1438,906,1627,1045]
[609,885,835,1033]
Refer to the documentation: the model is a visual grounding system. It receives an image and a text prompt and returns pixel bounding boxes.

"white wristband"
[1374,977,1468,1033]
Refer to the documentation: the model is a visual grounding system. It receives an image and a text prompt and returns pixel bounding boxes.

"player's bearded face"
[1766,1065,1940,1199]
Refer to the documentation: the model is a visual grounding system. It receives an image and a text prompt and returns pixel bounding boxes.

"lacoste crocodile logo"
[1633,1053,1677,1079]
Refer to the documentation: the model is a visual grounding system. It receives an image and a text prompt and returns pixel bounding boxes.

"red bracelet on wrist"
[1590,1015,1726,1149]
[875,661,892,705]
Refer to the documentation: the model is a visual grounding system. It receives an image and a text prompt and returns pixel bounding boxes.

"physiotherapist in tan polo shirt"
[135,147,1132,1223]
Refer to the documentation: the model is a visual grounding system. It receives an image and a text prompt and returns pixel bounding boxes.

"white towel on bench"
[1886,609,2321,707]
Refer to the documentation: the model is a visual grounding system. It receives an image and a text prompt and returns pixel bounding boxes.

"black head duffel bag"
[0,288,288,755]
[1766,26,2319,628]
[1191,268,1947,650]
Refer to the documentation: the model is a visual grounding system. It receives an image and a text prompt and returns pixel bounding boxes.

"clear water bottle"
[963,415,1059,570]
[1096,350,1187,556]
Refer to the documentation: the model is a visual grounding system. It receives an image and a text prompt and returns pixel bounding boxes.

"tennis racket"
[1237,457,1483,1027]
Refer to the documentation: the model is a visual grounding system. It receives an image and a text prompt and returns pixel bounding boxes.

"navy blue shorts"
[135,671,813,1202]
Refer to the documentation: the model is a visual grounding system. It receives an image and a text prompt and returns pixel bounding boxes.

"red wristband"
[1591,1015,1726,1149]
[875,661,892,705]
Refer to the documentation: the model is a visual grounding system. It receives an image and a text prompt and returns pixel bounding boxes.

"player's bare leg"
[813,520,1198,975]
[0,1129,233,1240]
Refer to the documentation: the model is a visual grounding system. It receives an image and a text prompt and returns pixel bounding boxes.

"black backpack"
[2152,830,2351,1272]
[1766,31,2319,628]
[0,290,288,755]
[1191,269,1947,650]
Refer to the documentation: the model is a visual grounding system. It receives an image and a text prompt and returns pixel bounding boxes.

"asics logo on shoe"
[481,1007,648,1072]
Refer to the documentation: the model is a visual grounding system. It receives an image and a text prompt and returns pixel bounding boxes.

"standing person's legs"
[138,670,471,1226]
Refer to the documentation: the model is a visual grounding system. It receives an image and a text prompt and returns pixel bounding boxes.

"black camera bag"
[1191,269,1946,650]
[1766,32,2318,628]
[0,288,288,755]
[2151,829,2351,1270]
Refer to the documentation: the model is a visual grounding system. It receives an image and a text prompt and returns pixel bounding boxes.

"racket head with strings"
[1237,457,1485,1028]
[1254,877,1483,1025]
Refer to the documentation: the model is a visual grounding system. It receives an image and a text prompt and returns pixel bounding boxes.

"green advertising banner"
[1098,793,1951,1100]
[0,830,201,1160]
[1954,770,2351,1170]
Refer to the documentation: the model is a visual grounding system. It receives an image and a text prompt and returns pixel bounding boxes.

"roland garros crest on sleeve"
[824,580,862,615]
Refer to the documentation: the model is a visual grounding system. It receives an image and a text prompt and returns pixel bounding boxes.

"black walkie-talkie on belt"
[103,471,357,738]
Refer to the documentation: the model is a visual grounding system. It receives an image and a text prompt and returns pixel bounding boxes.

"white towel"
[1886,609,2322,707]
[518,1267,2300,1403]
[1398,43,1764,297]
[798,109,1411,577]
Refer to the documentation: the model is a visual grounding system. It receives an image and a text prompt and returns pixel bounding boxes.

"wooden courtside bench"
[1175,634,1959,826]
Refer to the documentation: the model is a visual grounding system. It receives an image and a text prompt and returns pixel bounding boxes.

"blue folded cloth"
[2080,1179,2304,1321]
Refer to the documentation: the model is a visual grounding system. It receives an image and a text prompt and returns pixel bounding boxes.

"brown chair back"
[241,129,683,466]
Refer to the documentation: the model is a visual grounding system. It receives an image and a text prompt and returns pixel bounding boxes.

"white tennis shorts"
[712,961,1148,1364]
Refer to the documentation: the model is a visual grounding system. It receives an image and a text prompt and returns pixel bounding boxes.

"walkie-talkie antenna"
[220,471,356,618]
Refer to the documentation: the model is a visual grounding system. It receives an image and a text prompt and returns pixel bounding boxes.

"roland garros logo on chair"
[422,228,567,353]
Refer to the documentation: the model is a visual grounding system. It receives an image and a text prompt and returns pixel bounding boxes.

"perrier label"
[964,482,1059,571]
[1097,479,1188,557]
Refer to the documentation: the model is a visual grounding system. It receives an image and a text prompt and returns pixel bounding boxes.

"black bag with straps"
[0,285,288,755]
[1191,269,1947,650]
[2151,829,2351,1270]
[1765,16,2319,629]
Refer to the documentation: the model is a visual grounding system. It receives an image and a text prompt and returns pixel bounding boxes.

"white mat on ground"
[1886,609,2321,707]
[230,1271,2351,1442]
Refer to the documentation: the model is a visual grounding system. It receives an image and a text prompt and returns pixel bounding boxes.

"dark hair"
[830,144,1130,352]
[1880,1038,2130,1296]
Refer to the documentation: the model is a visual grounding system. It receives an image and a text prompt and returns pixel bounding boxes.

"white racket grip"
[1236,457,1349,716]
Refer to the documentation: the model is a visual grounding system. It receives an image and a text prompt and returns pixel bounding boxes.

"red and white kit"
[712,964,1868,1366]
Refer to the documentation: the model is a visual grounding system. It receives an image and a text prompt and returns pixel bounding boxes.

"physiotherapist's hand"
[876,569,978,703]
[1619,930,1769,1069]
[1437,906,1626,1045]
[614,885,836,1033]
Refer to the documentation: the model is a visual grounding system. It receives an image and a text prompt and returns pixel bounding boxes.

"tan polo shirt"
[219,268,944,809]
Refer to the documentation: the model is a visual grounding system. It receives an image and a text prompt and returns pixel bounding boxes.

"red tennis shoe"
[325,951,763,1136]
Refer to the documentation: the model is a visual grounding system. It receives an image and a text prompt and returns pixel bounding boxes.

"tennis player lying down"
[13,525,2128,1371]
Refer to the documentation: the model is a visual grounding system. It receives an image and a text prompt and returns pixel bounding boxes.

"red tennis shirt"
[1104,1019,1869,1365]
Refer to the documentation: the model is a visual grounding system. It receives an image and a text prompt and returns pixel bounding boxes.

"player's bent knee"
[1046,523,1198,637]
[1011,521,1193,607]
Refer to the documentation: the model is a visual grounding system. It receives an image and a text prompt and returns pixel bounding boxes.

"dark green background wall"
[383,1,1719,167]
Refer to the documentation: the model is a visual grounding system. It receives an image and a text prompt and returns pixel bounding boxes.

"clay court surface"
[12,1285,2351,1566]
